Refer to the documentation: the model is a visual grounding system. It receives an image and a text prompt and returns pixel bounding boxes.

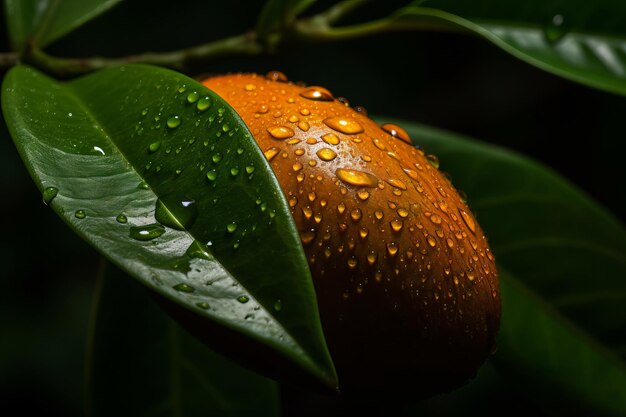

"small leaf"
[3,0,123,50]
[87,261,280,417]
[388,3,626,96]
[391,119,626,414]
[1,64,337,390]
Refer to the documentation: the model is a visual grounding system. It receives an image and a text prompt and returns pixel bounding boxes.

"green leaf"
[390,2,626,96]
[257,0,317,39]
[87,260,280,417]
[391,119,626,414]
[1,64,337,390]
[3,0,122,50]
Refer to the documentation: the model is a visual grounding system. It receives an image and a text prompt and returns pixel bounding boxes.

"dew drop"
[317,148,337,161]
[273,299,283,311]
[300,230,316,245]
[244,83,256,91]
[166,115,181,129]
[266,70,288,82]
[459,208,476,233]
[74,209,86,219]
[130,223,166,241]
[267,126,295,140]
[545,14,567,44]
[196,96,212,111]
[230,167,239,176]
[155,194,198,230]
[367,252,377,265]
[116,214,128,224]
[350,208,362,221]
[299,86,333,101]
[426,154,440,169]
[387,242,398,256]
[390,219,403,232]
[397,208,409,218]
[237,295,249,303]
[212,153,222,163]
[357,190,370,201]
[323,117,364,134]
[375,210,384,220]
[427,235,437,247]
[381,123,412,144]
[173,283,195,293]
[43,187,58,205]
[246,166,255,174]
[196,302,210,309]
[148,141,161,152]
[227,223,237,233]
[335,168,378,188]
[187,92,200,103]
[206,170,218,181]
[260,148,278,163]
[386,178,407,190]
[321,133,340,145]
[354,105,368,116]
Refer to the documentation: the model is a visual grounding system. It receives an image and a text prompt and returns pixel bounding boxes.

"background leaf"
[390,1,626,96]
[2,0,122,50]
[257,0,317,39]
[391,119,626,415]
[88,260,280,417]
[1,64,336,390]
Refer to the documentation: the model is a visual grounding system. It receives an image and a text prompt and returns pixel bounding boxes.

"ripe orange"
[203,72,500,397]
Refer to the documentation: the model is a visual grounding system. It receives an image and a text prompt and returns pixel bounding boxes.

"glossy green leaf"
[388,1,626,96]
[257,0,317,39]
[1,64,336,390]
[3,0,122,50]
[390,119,626,414]
[87,261,280,417]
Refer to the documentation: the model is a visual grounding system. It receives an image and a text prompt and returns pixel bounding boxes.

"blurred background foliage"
[1,1,624,416]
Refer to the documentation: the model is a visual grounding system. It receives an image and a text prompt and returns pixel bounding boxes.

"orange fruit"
[203,72,500,398]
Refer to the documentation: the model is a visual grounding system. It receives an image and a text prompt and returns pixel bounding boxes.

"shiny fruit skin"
[203,73,500,398]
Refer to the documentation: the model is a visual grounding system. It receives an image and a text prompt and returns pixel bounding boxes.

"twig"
[29,32,263,76]
[0,52,20,69]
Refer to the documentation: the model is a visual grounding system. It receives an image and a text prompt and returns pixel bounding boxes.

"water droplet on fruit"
[264,147,279,161]
[317,148,337,161]
[267,126,295,140]
[381,123,411,144]
[266,70,288,82]
[323,117,363,134]
[335,168,378,187]
[459,208,476,233]
[321,133,340,145]
[300,86,333,101]
[426,154,440,169]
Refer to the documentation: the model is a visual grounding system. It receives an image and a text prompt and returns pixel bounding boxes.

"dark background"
[1,1,623,415]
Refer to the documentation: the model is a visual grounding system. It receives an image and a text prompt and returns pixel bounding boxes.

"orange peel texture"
[203,72,501,398]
